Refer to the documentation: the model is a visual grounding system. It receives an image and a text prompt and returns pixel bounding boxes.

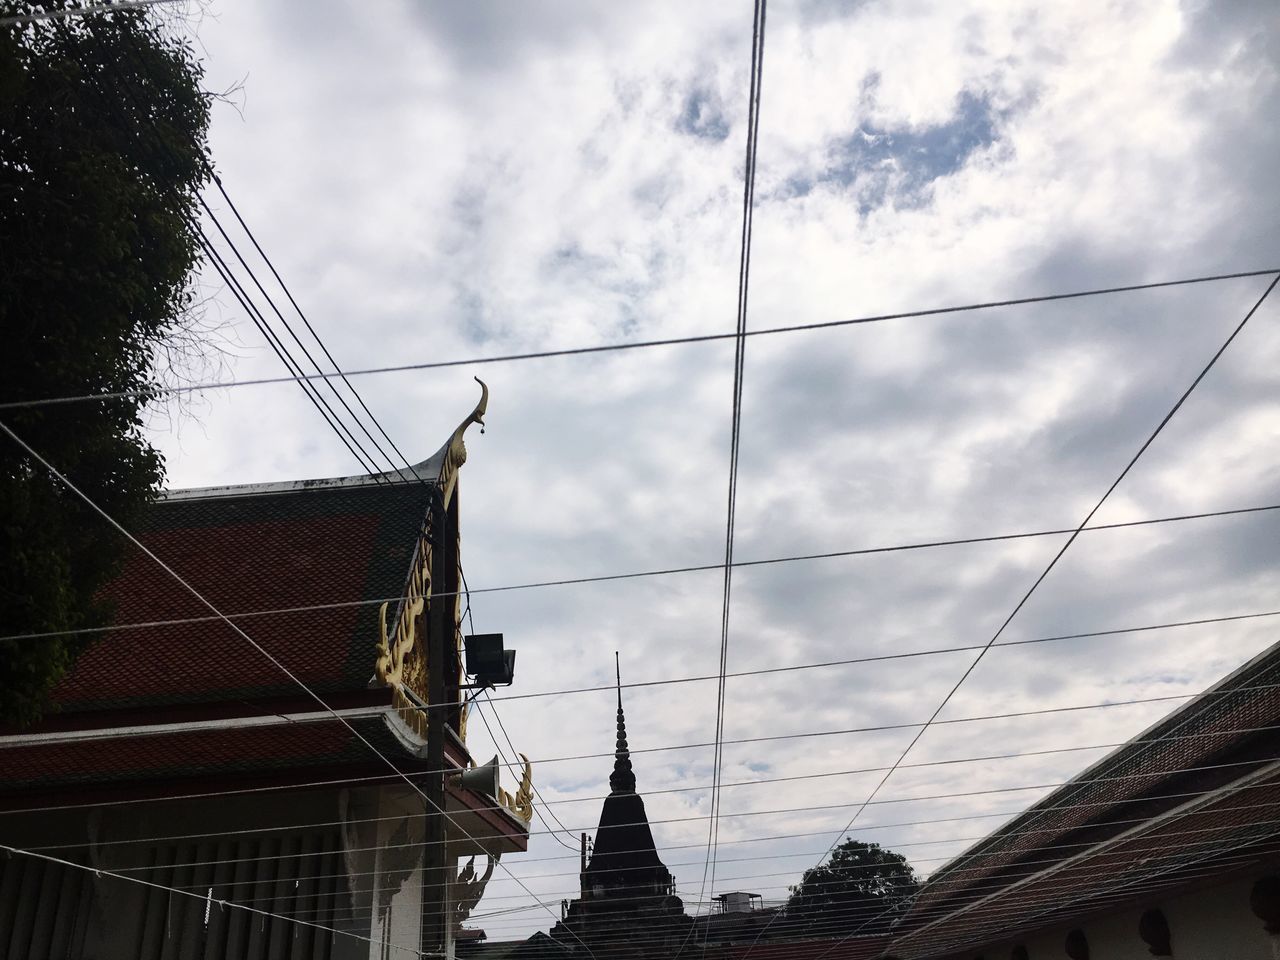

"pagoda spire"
[609,652,636,794]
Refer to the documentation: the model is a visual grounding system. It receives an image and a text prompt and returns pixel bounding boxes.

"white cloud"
[138,0,1280,938]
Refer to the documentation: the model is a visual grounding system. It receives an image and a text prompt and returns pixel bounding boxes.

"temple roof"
[35,379,489,720]
[50,473,435,714]
[888,638,1280,957]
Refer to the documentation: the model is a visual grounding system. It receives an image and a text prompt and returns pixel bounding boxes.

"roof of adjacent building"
[887,638,1280,958]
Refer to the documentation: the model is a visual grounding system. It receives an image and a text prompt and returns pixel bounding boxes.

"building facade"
[0,384,531,960]
[884,638,1280,960]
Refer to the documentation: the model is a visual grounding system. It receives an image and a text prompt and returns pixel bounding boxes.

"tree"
[0,3,212,727]
[780,838,919,938]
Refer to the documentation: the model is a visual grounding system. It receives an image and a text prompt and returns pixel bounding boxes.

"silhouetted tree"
[0,2,212,726]
[779,838,918,938]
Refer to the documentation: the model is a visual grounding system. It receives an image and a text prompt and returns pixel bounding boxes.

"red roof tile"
[51,481,429,713]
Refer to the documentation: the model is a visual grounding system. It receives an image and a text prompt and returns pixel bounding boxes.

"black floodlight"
[463,633,516,687]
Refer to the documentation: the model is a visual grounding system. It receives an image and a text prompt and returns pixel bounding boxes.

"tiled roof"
[50,476,431,713]
[889,640,1280,957]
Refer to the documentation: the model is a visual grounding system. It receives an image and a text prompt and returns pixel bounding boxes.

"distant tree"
[779,839,919,938]
[0,3,213,726]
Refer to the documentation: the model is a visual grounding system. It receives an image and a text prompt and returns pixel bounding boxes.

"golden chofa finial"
[436,377,489,497]
[468,376,488,435]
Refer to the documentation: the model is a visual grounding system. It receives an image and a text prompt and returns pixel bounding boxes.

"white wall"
[963,872,1278,960]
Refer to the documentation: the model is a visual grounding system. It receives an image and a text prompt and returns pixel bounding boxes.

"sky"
[134,0,1280,941]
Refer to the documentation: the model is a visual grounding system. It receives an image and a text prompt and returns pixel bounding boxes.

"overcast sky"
[140,0,1280,940]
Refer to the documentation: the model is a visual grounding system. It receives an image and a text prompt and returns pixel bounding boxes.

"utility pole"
[422,490,454,957]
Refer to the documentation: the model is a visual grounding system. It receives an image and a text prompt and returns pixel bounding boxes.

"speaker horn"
[451,755,500,798]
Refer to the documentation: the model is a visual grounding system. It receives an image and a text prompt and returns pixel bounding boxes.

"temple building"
[883,637,1280,959]
[0,384,530,960]
[491,661,693,959]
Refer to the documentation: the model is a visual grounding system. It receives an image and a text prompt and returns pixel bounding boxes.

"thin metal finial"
[609,652,635,794]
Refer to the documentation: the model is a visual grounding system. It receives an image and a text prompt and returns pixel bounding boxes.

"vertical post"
[580,833,588,898]
[422,491,454,957]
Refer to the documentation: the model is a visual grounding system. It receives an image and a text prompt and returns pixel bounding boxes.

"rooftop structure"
[0,383,531,959]
[886,638,1280,959]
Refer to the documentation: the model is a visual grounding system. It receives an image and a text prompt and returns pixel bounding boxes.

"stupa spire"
[609,652,636,794]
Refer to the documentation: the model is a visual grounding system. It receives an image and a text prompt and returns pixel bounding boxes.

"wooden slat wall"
[0,830,358,960]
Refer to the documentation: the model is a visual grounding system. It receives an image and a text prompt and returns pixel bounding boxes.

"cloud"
[129,0,1280,938]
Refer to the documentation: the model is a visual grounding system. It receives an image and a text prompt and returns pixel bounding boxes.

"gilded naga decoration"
[374,380,488,740]
[513,754,534,822]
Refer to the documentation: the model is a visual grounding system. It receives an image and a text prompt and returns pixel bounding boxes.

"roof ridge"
[159,451,445,502]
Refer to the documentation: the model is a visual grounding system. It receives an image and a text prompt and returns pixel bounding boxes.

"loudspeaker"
[451,755,500,798]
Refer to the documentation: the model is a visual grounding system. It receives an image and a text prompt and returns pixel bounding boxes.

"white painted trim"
[159,449,445,502]
[0,705,390,748]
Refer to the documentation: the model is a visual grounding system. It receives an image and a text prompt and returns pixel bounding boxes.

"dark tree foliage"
[779,838,919,938]
[0,3,211,727]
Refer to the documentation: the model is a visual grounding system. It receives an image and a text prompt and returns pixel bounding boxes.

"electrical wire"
[193,227,387,478]
[221,824,1280,944]
[114,35,417,485]
[0,599,1271,763]
[690,4,769,951]
[197,197,412,482]
[133,785,1280,906]
[738,267,1280,959]
[204,170,423,482]
[23,716,1280,853]
[4,500,1273,647]
[457,563,582,855]
[2,268,1275,412]
[77,751,1280,869]
[77,43,399,485]
[9,681,1279,817]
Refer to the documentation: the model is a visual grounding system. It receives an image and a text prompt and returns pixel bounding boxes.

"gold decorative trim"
[512,753,534,822]
[375,381,492,752]
[436,378,488,504]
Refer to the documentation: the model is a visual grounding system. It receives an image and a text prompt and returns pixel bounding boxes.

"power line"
[205,811,1276,912]
[198,196,412,482]
[693,2,770,950]
[458,563,582,855]
[217,836,1275,924]
[5,500,1273,646]
[9,680,1278,801]
[85,772,1280,898]
[817,773,1280,958]
[77,38,401,484]
[193,226,388,478]
[24,718,1278,851]
[190,814,1280,939]
[89,751,1280,860]
[123,44,407,482]
[204,171,425,483]
[2,267,1275,411]
[738,270,1280,959]
[5,604,1274,742]
[784,270,1280,960]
